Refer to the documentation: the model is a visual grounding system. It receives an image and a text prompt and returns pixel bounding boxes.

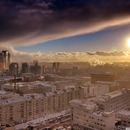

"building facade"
[0,50,10,70]
[70,89,130,130]
[70,100,115,130]
[9,63,18,76]
[91,73,115,84]
[21,63,29,74]
[30,63,41,75]
[0,87,84,124]
[95,88,130,112]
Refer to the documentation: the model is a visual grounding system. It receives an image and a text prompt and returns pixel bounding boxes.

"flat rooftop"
[117,110,130,116]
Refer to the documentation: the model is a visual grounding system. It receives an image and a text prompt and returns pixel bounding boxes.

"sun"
[128,38,130,47]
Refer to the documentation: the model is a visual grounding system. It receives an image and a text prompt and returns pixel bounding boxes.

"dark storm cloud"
[0,0,130,46]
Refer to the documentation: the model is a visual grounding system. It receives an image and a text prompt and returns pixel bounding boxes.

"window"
[29,112,32,116]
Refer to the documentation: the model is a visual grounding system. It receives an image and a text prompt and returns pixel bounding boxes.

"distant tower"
[9,63,18,76]
[8,52,10,68]
[52,62,60,74]
[56,62,60,72]
[0,53,4,70]
[42,65,45,74]
[52,62,57,73]
[21,63,29,73]
[30,62,41,75]
[2,50,10,69]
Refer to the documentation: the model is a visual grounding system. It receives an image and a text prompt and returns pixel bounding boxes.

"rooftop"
[95,89,130,102]
[117,110,130,116]
[70,99,98,111]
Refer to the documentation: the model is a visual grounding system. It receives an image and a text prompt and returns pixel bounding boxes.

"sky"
[1,0,130,63]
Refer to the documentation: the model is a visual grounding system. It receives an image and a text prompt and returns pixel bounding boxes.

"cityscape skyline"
[0,0,130,63]
[1,1,130,129]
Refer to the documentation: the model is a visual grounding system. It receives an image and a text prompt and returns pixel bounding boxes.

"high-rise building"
[21,63,29,73]
[30,63,41,75]
[9,63,18,76]
[8,52,10,68]
[0,53,4,70]
[52,62,57,73]
[42,65,45,74]
[52,62,60,74]
[0,50,10,70]
[2,50,10,69]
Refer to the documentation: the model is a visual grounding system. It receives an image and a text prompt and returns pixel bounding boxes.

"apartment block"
[70,88,130,130]
[70,100,115,130]
[94,88,130,112]
[0,87,84,125]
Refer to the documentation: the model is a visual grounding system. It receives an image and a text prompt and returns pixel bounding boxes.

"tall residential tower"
[2,50,10,70]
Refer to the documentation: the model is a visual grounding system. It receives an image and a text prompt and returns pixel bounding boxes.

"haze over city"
[1,1,130,130]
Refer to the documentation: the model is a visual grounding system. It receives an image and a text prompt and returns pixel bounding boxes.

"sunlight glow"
[128,38,130,47]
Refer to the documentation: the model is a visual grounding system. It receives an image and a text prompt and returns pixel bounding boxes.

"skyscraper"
[9,63,18,76]
[52,62,57,73]
[21,63,29,73]
[30,62,41,75]
[52,62,60,74]
[42,65,45,74]
[0,52,5,70]
[2,50,10,69]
